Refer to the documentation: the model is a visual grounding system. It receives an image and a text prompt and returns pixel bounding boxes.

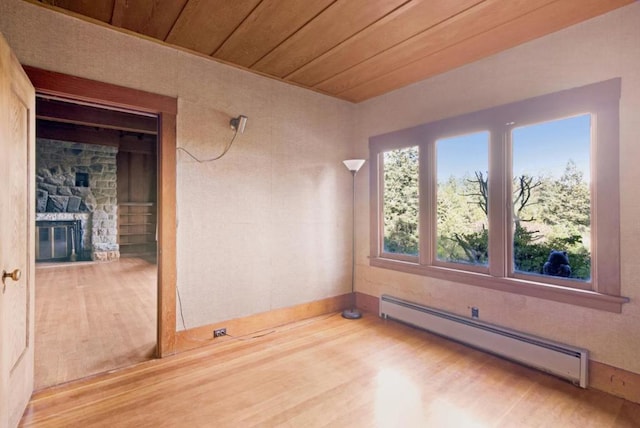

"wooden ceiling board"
[339,0,635,102]
[315,0,556,95]
[287,0,483,87]
[214,0,335,68]
[110,0,188,41]
[40,0,115,23]
[31,0,635,102]
[165,0,261,55]
[252,0,409,78]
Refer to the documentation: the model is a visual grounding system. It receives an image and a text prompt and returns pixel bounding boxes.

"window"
[382,146,419,258]
[369,79,627,312]
[511,115,592,285]
[436,132,489,268]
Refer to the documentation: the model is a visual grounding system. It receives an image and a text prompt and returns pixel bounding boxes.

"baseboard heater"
[379,295,588,388]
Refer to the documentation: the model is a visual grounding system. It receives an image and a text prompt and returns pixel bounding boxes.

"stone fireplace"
[36,219,83,262]
[36,139,119,261]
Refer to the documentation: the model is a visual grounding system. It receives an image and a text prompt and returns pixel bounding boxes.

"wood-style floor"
[34,257,157,390]
[21,312,640,427]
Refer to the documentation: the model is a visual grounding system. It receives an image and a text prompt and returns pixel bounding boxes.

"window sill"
[369,257,629,313]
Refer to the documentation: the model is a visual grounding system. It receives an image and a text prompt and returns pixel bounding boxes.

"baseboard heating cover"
[380,295,588,388]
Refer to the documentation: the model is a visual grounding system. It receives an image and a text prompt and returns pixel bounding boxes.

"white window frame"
[369,79,628,313]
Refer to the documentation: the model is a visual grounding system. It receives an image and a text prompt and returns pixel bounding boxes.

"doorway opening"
[34,95,159,389]
[24,66,178,392]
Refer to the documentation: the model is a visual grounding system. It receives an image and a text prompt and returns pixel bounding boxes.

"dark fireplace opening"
[36,220,84,262]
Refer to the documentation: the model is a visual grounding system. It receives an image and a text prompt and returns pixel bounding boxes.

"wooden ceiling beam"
[36,98,157,135]
[37,120,118,148]
[119,137,157,154]
[37,120,156,154]
[338,0,634,102]
[252,0,408,78]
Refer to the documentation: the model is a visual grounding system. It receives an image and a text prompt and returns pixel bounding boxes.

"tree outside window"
[383,146,419,256]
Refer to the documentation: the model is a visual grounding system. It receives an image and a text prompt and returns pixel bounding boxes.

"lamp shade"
[343,159,366,172]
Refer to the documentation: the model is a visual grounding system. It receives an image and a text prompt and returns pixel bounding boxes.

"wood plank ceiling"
[34,0,634,103]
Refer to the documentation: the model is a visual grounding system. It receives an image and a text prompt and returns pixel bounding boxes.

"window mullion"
[592,105,620,294]
[370,151,383,258]
[488,124,509,278]
[419,142,434,265]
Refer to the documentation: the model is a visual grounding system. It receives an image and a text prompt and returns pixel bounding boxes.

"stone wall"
[36,139,119,261]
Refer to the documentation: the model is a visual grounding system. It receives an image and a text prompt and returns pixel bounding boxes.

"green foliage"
[513,226,591,280]
[381,149,591,280]
[383,147,419,255]
[451,227,488,264]
[454,161,591,280]
[436,173,489,264]
[538,160,591,231]
[510,160,591,279]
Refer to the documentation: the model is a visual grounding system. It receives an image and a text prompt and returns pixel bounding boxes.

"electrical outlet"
[213,328,227,338]
[471,307,479,319]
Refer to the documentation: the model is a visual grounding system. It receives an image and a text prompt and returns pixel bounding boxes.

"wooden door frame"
[23,66,177,357]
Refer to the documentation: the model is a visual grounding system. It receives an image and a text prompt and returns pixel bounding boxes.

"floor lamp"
[342,159,366,319]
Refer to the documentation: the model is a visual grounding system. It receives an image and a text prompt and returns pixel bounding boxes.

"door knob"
[2,268,21,282]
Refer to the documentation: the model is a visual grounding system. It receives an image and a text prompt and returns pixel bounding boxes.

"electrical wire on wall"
[177,133,237,162]
[176,285,188,332]
[174,286,212,342]
[174,114,248,336]
[177,114,247,163]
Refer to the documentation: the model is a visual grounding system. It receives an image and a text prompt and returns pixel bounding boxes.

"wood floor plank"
[616,401,640,428]
[34,257,157,390]
[21,313,640,427]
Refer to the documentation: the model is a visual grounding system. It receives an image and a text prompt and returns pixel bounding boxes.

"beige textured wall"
[2,0,638,373]
[354,3,640,373]
[0,0,355,329]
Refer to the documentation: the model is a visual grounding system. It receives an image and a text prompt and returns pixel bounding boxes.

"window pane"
[436,132,489,265]
[382,146,419,256]
[512,114,591,281]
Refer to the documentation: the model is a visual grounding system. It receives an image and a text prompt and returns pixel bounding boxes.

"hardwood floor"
[21,313,640,427]
[34,257,157,390]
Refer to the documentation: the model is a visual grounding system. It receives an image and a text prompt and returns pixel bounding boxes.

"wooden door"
[0,33,35,428]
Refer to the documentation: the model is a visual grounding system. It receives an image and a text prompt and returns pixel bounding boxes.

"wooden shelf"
[119,242,156,247]
[119,202,155,206]
[118,203,156,255]
[119,232,154,236]
[120,213,154,216]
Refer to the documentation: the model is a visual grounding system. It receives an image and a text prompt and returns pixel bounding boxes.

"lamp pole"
[342,159,365,319]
